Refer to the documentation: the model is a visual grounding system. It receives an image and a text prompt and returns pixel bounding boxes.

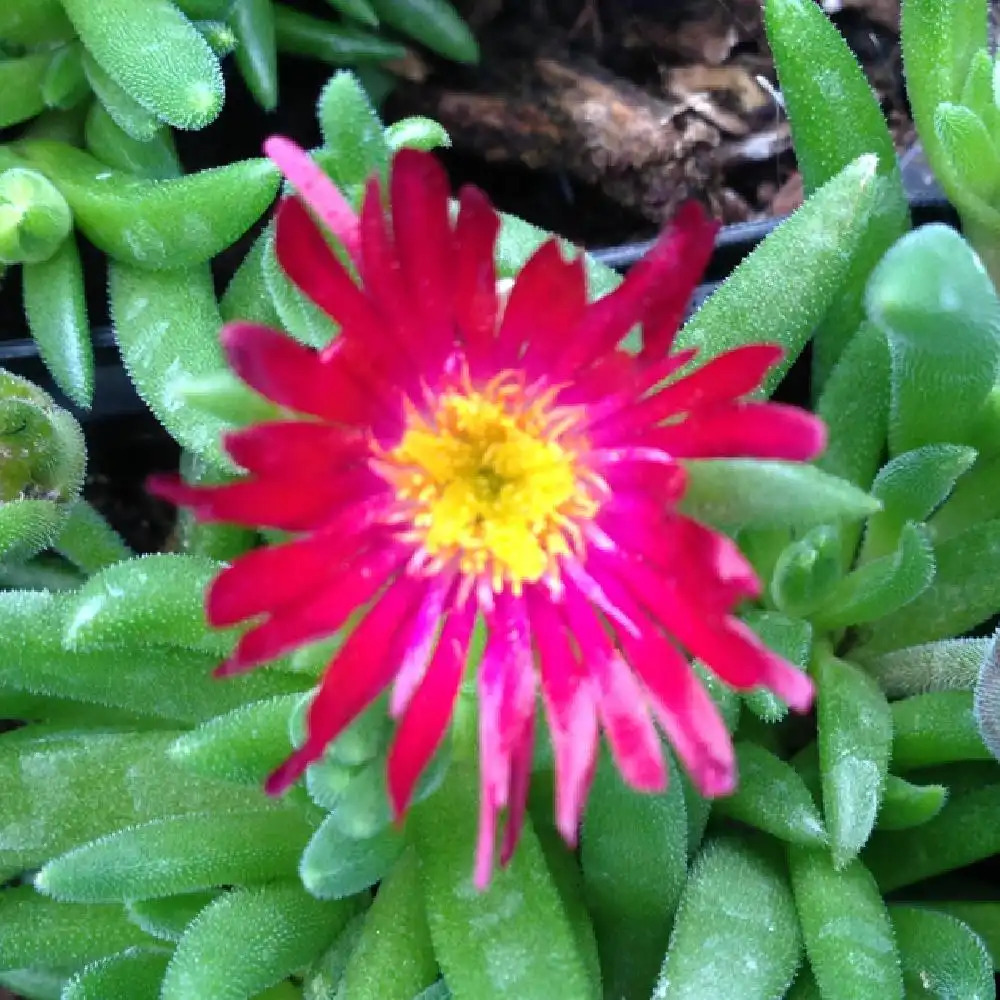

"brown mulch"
[387,0,915,247]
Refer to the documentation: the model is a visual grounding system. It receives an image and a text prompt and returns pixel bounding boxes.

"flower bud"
[0,167,73,264]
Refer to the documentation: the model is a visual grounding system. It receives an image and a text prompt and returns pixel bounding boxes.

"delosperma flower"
[151,137,825,888]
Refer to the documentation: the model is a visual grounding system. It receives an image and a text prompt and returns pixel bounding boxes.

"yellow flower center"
[381,373,600,592]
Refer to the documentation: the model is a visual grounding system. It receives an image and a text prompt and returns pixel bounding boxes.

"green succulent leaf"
[864,783,1000,891]
[385,117,451,153]
[0,0,74,46]
[300,813,404,900]
[59,0,225,129]
[0,53,50,129]
[412,760,591,1000]
[168,693,300,786]
[54,499,133,575]
[813,522,935,630]
[865,224,1000,457]
[654,836,802,1000]
[891,906,995,999]
[36,809,317,903]
[862,444,977,561]
[581,752,687,1000]
[367,0,477,63]
[920,902,1000,970]
[0,590,304,725]
[859,638,987,698]
[0,165,72,265]
[62,553,235,656]
[936,102,1000,203]
[714,742,826,846]
[317,71,389,184]
[272,4,407,64]
[229,0,279,110]
[815,322,891,491]
[13,141,280,270]
[61,948,172,1000]
[0,728,276,873]
[680,460,880,532]
[336,849,438,1000]
[741,611,813,723]
[125,892,219,943]
[876,775,948,831]
[763,0,909,389]
[84,101,181,180]
[81,49,163,143]
[788,847,903,1000]
[891,691,991,769]
[676,154,880,395]
[0,499,68,563]
[0,886,155,970]
[816,654,893,867]
[852,519,1000,655]
[161,882,356,1000]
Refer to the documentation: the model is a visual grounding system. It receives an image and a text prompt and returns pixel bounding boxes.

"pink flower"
[152,137,824,888]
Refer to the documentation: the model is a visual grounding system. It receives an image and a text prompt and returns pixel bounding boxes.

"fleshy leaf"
[581,753,687,1000]
[109,261,229,465]
[654,836,802,1000]
[680,460,880,532]
[763,0,909,389]
[676,154,880,395]
[813,522,935,630]
[336,849,438,1000]
[0,886,155,970]
[864,784,1000,891]
[62,553,236,655]
[891,691,991,769]
[299,813,403,900]
[891,906,995,999]
[317,71,389,184]
[0,729,272,872]
[160,882,356,1000]
[411,760,592,1000]
[126,892,219,943]
[714,742,826,846]
[865,224,1000,456]
[36,809,317,902]
[788,847,903,1000]
[876,775,948,831]
[852,519,1000,655]
[862,444,977,561]
[859,638,987,697]
[742,611,812,723]
[816,654,893,867]
[61,948,171,1000]
[768,527,843,622]
[59,0,224,129]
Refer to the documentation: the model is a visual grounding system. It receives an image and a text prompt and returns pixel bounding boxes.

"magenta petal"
[452,184,500,367]
[222,545,406,673]
[529,592,599,843]
[391,149,453,334]
[644,401,828,460]
[563,587,665,793]
[496,239,586,370]
[591,343,784,437]
[223,421,369,476]
[499,718,535,868]
[263,136,360,263]
[274,196,393,346]
[264,575,429,794]
[387,607,471,819]
[637,201,719,362]
[389,573,454,718]
[622,622,736,798]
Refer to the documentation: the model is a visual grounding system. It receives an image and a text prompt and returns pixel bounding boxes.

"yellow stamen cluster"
[381,373,600,592]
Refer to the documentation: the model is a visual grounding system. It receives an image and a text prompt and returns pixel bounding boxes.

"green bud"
[770,524,844,618]
[0,369,85,503]
[0,167,72,264]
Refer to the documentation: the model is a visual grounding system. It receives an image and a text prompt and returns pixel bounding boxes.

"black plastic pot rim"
[1,194,959,422]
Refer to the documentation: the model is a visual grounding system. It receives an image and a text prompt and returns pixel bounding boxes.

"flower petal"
[528,590,599,843]
[563,586,666,793]
[221,544,406,674]
[497,239,586,371]
[391,149,454,335]
[641,401,828,460]
[223,421,370,476]
[637,200,719,362]
[265,574,429,794]
[387,605,472,819]
[263,136,360,263]
[452,184,500,369]
[221,321,375,424]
